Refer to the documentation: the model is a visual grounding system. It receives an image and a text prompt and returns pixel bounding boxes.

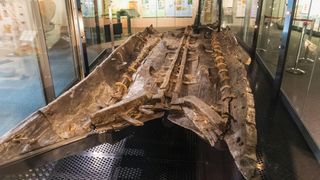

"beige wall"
[83,0,199,28]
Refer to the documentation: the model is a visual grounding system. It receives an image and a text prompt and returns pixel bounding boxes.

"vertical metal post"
[156,0,158,27]
[281,0,287,24]
[306,0,313,38]
[269,0,275,19]
[32,0,56,103]
[109,1,115,50]
[174,0,177,27]
[76,0,90,76]
[193,0,202,33]
[66,0,85,80]
[295,0,300,17]
[251,0,264,58]
[94,0,101,44]
[127,16,132,35]
[273,0,297,96]
[243,0,253,42]
[276,0,281,17]
[286,23,306,74]
[218,0,222,32]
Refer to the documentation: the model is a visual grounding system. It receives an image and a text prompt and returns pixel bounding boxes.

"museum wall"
[81,0,199,29]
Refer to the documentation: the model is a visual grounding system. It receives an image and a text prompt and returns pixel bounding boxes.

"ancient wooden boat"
[0,26,257,179]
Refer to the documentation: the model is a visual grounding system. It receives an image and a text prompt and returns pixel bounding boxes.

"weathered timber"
[0,26,257,179]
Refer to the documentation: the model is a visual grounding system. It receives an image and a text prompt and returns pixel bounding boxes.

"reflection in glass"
[0,0,46,136]
[222,0,244,36]
[85,0,198,69]
[282,0,320,147]
[39,0,78,96]
[256,0,286,76]
[301,59,320,146]
[81,0,107,66]
[221,0,257,47]
[282,0,313,114]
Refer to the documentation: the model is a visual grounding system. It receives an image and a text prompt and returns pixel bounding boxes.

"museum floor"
[1,60,320,180]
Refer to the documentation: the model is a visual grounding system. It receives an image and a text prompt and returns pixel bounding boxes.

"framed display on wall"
[141,0,193,17]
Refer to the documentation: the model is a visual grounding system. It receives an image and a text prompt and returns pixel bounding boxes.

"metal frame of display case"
[27,0,89,103]
[218,0,222,32]
[32,0,57,103]
[69,0,90,78]
[75,0,116,74]
[273,0,297,96]
[251,0,264,58]
[74,0,90,77]
[235,0,298,94]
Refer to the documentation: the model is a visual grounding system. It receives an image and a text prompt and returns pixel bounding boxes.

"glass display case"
[83,0,200,70]
[40,0,79,96]
[221,0,320,161]
[0,0,46,136]
[0,0,201,138]
[0,0,82,136]
[81,0,107,66]
[282,0,320,149]
[221,0,258,48]
[256,0,286,76]
[0,0,320,178]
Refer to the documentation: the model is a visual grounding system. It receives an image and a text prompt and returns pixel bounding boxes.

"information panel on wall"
[81,0,193,18]
[235,0,246,17]
[141,0,193,17]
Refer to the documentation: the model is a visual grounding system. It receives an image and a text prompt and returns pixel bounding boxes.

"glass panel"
[242,0,258,46]
[282,0,312,115]
[86,0,197,69]
[0,0,46,136]
[256,0,286,76]
[222,0,244,36]
[282,0,320,146]
[110,0,141,44]
[137,0,195,32]
[81,0,107,66]
[111,0,196,35]
[39,0,78,96]
[222,0,258,47]
[302,58,320,146]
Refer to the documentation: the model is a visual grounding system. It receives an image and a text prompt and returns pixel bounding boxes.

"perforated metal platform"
[1,119,247,180]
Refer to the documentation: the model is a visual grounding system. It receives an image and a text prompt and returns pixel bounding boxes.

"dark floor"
[250,60,320,180]
[1,120,243,180]
[0,58,320,179]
